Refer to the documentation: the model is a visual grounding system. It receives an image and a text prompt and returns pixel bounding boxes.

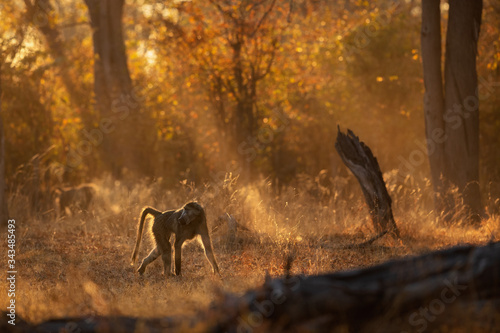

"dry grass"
[2,172,499,324]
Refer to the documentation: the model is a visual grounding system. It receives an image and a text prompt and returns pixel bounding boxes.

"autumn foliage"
[0,1,498,191]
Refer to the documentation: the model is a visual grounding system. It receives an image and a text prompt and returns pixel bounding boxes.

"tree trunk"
[421,0,448,213]
[335,127,400,237]
[232,39,255,181]
[443,0,483,222]
[421,0,483,223]
[84,0,152,178]
[26,0,93,128]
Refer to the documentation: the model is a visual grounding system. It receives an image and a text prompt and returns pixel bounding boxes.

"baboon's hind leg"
[138,247,160,275]
[200,234,220,275]
[155,235,173,277]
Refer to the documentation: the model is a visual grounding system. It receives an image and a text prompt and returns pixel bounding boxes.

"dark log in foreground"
[4,242,500,333]
[335,127,400,237]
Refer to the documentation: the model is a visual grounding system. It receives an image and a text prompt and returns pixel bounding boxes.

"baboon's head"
[179,202,204,225]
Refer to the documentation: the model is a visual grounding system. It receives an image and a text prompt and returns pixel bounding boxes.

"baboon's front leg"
[160,244,173,276]
[138,247,159,275]
[200,234,220,275]
[174,240,183,275]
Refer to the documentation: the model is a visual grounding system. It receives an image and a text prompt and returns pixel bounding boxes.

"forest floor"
[2,174,499,324]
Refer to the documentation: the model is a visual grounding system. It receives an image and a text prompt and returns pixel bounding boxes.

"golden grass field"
[2,172,499,325]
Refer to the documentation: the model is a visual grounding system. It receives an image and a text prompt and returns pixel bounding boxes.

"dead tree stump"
[335,127,400,237]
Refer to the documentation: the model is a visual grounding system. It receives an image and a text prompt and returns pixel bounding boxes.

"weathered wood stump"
[335,127,400,237]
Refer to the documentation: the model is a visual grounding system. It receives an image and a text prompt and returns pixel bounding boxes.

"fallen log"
[4,242,499,332]
[335,127,400,237]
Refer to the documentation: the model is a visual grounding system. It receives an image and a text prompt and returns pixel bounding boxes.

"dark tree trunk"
[205,1,278,181]
[421,0,447,211]
[232,39,256,181]
[25,0,93,128]
[6,242,500,333]
[443,0,483,222]
[84,0,152,178]
[335,128,400,237]
[421,0,483,223]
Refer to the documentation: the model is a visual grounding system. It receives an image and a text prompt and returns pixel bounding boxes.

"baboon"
[131,202,220,277]
[54,184,95,216]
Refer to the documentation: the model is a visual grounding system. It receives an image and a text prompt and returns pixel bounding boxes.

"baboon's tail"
[131,207,163,265]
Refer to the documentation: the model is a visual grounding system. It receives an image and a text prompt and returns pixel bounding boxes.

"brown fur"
[131,202,220,277]
[54,184,95,217]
